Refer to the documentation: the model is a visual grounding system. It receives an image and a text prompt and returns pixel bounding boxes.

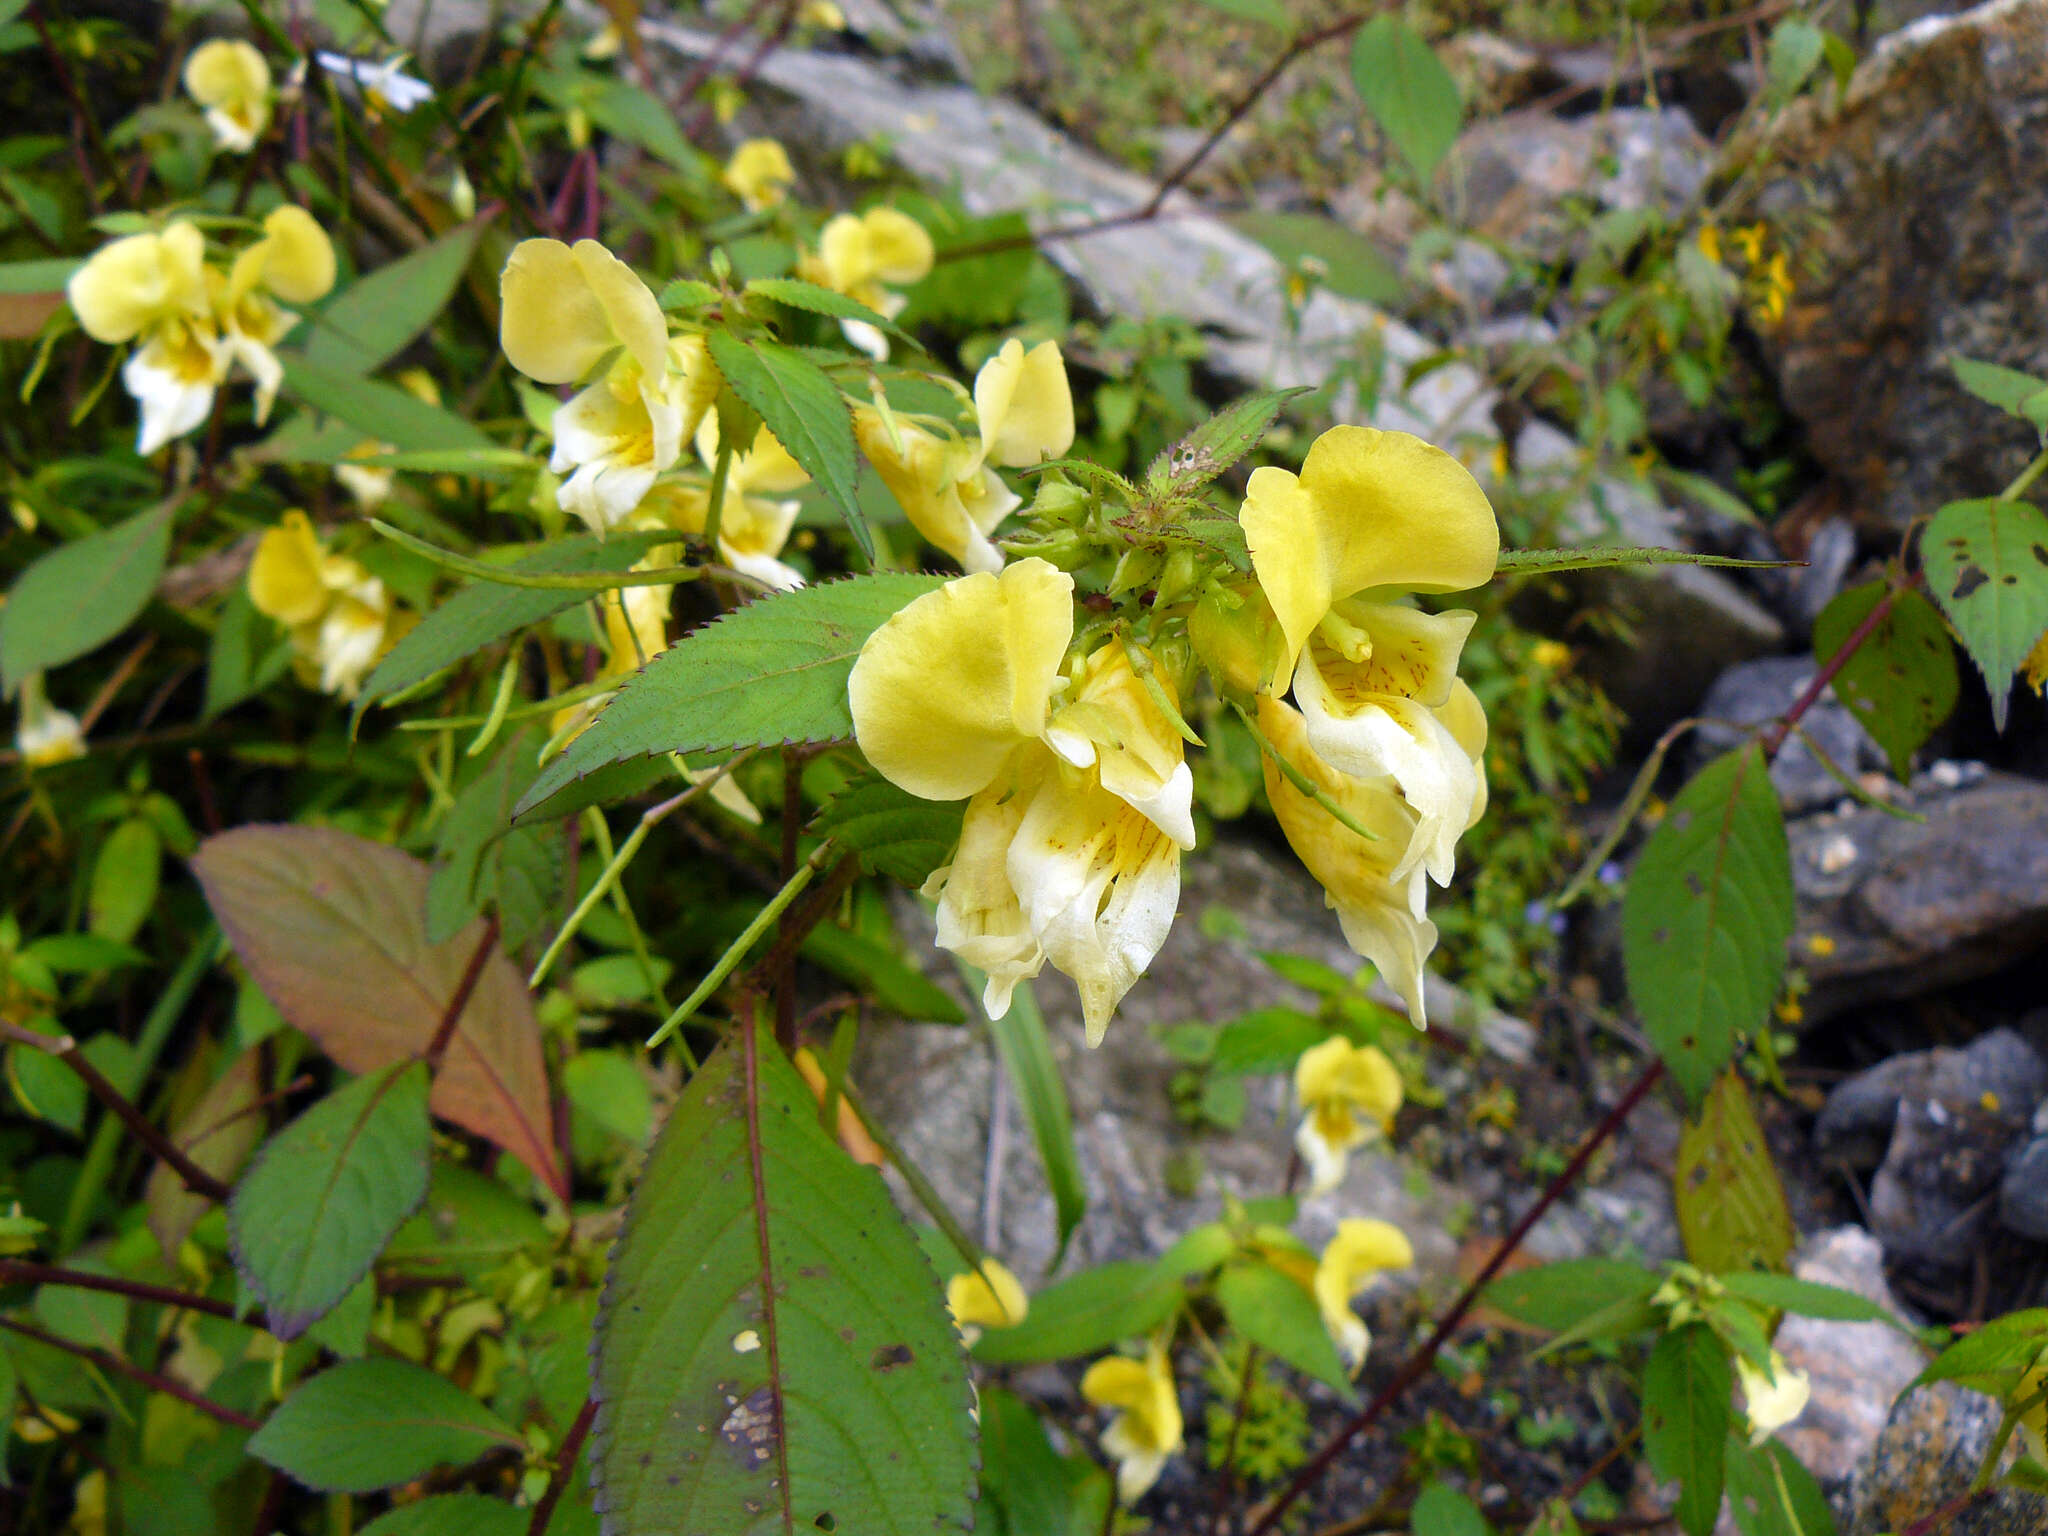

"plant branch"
[1896,1486,1994,1536]
[775,750,804,1055]
[425,913,501,1071]
[1759,582,1901,760]
[0,1260,240,1322]
[1,1021,231,1205]
[0,1315,260,1430]
[527,1395,599,1536]
[1247,1060,1667,1534]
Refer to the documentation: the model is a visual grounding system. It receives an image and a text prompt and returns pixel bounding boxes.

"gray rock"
[1775,1226,1925,1488]
[1814,1029,2046,1266]
[1695,656,1890,816]
[1791,771,2048,1023]
[1999,1097,2048,1239]
[1747,0,2048,533]
[1844,1382,2043,1536]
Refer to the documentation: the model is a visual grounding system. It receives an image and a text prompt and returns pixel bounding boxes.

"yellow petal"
[184,38,271,108]
[66,222,208,343]
[847,558,1073,800]
[855,407,1012,571]
[974,339,1075,469]
[859,207,934,286]
[722,138,795,211]
[1241,426,1499,676]
[500,238,666,384]
[1735,1351,1811,1443]
[1044,642,1194,847]
[1294,1038,1402,1128]
[814,213,871,294]
[947,1260,1029,1330]
[255,207,336,304]
[247,511,333,627]
[1313,1218,1412,1372]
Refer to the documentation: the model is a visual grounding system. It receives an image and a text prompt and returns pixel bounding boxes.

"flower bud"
[1190,579,1285,697]
[1030,476,1090,525]
[1108,546,1161,597]
[1153,546,1201,608]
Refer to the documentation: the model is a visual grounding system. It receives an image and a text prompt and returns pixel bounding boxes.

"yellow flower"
[848,561,1193,1041]
[184,39,272,153]
[2024,627,2048,695]
[800,207,934,358]
[970,338,1075,471]
[68,222,223,455]
[1531,639,1571,671]
[1734,1350,1811,1444]
[1257,694,1484,1027]
[1293,1038,1402,1195]
[247,511,396,699]
[946,1258,1028,1344]
[335,441,397,510]
[723,138,795,212]
[499,239,716,530]
[2015,1354,2048,1462]
[854,406,1018,573]
[1312,1219,1412,1375]
[800,0,846,26]
[1695,224,1722,266]
[1081,1341,1182,1504]
[214,206,336,425]
[14,673,85,768]
[647,415,810,590]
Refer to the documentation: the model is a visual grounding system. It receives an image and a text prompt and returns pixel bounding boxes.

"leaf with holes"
[1351,16,1464,185]
[707,331,871,563]
[248,1356,521,1493]
[590,1030,977,1535]
[1922,497,2048,730]
[1,500,172,693]
[516,574,943,819]
[1144,388,1306,496]
[228,1062,431,1338]
[1621,746,1793,1104]
[1811,582,1958,780]
[1674,1070,1795,1274]
[1643,1323,1732,1536]
[303,220,487,376]
[810,770,964,886]
[192,825,565,1197]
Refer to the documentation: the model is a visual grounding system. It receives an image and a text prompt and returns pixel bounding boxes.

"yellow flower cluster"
[66,209,335,456]
[183,38,272,154]
[245,512,406,699]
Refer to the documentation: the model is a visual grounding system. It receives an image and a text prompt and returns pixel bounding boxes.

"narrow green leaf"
[247,1356,521,1493]
[800,924,965,1023]
[1765,18,1825,102]
[204,583,291,720]
[1921,497,2048,730]
[1716,1273,1904,1330]
[746,276,898,334]
[1949,355,2048,426]
[706,330,872,561]
[1483,1258,1663,1335]
[1495,546,1792,576]
[516,574,944,819]
[980,1387,1099,1536]
[1192,0,1291,23]
[973,1261,1183,1364]
[1413,1482,1493,1536]
[1146,388,1308,495]
[228,1062,432,1339]
[426,733,562,951]
[1215,1261,1355,1397]
[1226,210,1406,307]
[811,770,965,887]
[590,1031,977,1534]
[980,977,1086,1267]
[1811,582,1958,780]
[0,500,173,693]
[1351,17,1464,185]
[1674,1070,1795,1274]
[1913,1308,2048,1397]
[303,221,486,376]
[1621,746,1794,1103]
[278,353,498,454]
[88,818,161,945]
[1643,1323,1732,1536]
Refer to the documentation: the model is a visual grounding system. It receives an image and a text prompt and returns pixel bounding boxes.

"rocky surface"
[1774,1226,1926,1488]
[1815,1028,2047,1265]
[1789,768,2048,1023]
[1843,1382,2042,1536]
[1694,656,1890,816]
[1751,0,2048,533]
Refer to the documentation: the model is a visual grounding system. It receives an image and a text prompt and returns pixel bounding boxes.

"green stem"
[1230,700,1379,843]
[2000,445,2048,502]
[646,842,834,1049]
[701,431,736,553]
[396,674,618,732]
[369,520,705,591]
[59,928,221,1254]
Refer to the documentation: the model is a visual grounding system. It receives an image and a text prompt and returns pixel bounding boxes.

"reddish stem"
[0,1315,260,1430]
[0,1260,239,1321]
[526,1395,599,1536]
[424,914,501,1071]
[1759,583,1902,759]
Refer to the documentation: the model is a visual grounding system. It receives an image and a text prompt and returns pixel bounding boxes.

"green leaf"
[1413,1482,1493,1536]
[247,1356,521,1493]
[1716,1273,1903,1329]
[1226,211,1406,307]
[1949,355,2048,429]
[662,279,721,310]
[1484,1259,1662,1335]
[811,770,964,886]
[590,1030,977,1534]
[1621,746,1794,1104]
[745,277,899,336]
[1643,1323,1732,1536]
[277,353,499,454]
[981,977,1086,1267]
[360,532,674,711]
[1,501,172,693]
[973,1261,1183,1364]
[1192,0,1291,23]
[1215,1260,1355,1397]
[1725,1435,1835,1536]
[516,574,944,819]
[1913,1308,2048,1397]
[581,77,697,173]
[1765,18,1825,102]
[980,1387,1102,1536]
[1146,388,1307,496]
[146,1045,263,1265]
[426,734,562,952]
[1921,497,2048,731]
[1495,547,1792,576]
[203,582,291,720]
[706,331,871,562]
[356,1494,529,1536]
[386,1163,550,1275]
[0,256,77,293]
[563,1049,654,1145]
[193,825,566,1197]
[1811,582,1958,780]
[1208,1008,1325,1075]
[514,754,678,828]
[1675,1070,1795,1274]
[1351,16,1464,185]
[800,923,965,1023]
[88,817,161,945]
[303,221,486,376]
[228,1062,432,1339]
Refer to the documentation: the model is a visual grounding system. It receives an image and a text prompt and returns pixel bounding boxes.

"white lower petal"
[1329,895,1437,1028]
[1102,1422,1169,1505]
[1295,1115,1351,1196]
[839,317,890,361]
[931,774,1046,1018]
[124,337,220,455]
